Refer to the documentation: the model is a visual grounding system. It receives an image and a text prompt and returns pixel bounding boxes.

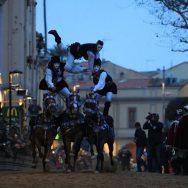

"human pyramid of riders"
[32,29,117,172]
[39,29,117,117]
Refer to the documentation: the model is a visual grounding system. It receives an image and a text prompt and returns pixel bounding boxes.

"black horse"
[83,93,115,172]
[57,90,85,172]
[31,94,58,172]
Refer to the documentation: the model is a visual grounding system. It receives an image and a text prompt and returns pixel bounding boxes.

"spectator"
[134,122,147,172]
[117,145,131,171]
[174,105,188,175]
[143,113,164,173]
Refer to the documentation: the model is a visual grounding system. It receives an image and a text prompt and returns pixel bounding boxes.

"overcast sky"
[36,0,188,72]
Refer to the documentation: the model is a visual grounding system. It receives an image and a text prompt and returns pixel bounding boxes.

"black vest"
[39,63,67,91]
[79,43,97,60]
[92,70,113,85]
[69,42,81,59]
[47,63,65,84]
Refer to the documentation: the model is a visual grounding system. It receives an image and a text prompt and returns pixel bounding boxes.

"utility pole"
[43,0,47,54]
[162,66,166,122]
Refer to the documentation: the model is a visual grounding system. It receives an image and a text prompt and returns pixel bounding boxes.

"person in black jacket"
[48,29,103,73]
[91,59,117,116]
[143,113,164,173]
[134,122,147,172]
[39,55,71,98]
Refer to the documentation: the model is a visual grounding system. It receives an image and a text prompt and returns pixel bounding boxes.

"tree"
[135,0,188,52]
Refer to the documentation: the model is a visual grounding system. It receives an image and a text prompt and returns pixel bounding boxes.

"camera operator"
[143,113,163,173]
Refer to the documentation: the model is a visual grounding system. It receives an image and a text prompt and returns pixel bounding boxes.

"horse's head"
[67,90,81,116]
[43,94,57,116]
[83,93,99,118]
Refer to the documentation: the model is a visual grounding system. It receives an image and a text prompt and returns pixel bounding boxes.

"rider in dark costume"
[91,58,117,117]
[39,55,71,98]
[48,29,104,73]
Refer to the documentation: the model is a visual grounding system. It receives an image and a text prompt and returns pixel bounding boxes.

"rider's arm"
[93,72,107,92]
[45,68,55,88]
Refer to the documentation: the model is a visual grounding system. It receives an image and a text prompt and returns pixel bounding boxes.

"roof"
[68,78,150,90]
[117,79,150,89]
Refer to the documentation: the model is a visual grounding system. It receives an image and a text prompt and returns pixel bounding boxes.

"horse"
[31,94,58,172]
[57,90,85,172]
[83,93,115,172]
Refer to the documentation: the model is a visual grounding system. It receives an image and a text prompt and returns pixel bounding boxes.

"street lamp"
[9,70,23,129]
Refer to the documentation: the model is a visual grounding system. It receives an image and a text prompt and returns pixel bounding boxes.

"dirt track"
[0,171,188,188]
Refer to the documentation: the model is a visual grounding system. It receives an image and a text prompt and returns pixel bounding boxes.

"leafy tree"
[135,0,188,52]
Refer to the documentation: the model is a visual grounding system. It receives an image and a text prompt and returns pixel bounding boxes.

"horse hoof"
[31,164,36,168]
[45,158,50,162]
[66,169,72,173]
[69,152,75,157]
[95,170,99,174]
[91,155,96,159]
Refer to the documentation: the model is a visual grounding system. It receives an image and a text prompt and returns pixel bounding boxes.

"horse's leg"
[63,137,72,172]
[42,145,48,172]
[31,140,37,168]
[108,140,114,166]
[73,133,83,171]
[87,136,94,157]
[62,138,68,165]
[99,141,105,171]
[35,138,43,158]
[95,141,103,172]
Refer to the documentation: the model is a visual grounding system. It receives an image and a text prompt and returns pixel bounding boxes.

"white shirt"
[93,71,107,92]
[45,68,63,88]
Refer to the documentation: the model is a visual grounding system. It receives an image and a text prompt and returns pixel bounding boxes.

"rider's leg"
[103,92,113,116]
[87,51,95,72]
[64,51,85,73]
[94,93,102,103]
[59,87,71,108]
[48,30,61,44]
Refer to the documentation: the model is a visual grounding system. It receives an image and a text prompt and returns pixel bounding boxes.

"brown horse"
[56,90,85,172]
[31,94,58,172]
[83,93,115,172]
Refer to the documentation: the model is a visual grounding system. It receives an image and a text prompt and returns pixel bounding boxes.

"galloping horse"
[83,93,115,172]
[31,94,58,172]
[57,90,85,172]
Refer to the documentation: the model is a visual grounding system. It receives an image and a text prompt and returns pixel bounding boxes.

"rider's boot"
[103,101,111,117]
[48,30,61,44]
[66,98,69,108]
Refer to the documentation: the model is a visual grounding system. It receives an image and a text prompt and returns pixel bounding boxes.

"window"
[128,107,136,128]
[120,72,124,80]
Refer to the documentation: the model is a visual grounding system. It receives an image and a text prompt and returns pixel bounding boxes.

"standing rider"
[39,55,71,102]
[48,29,104,73]
[91,58,117,116]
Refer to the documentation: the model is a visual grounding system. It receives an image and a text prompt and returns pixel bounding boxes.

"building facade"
[0,0,37,103]
[0,0,37,130]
